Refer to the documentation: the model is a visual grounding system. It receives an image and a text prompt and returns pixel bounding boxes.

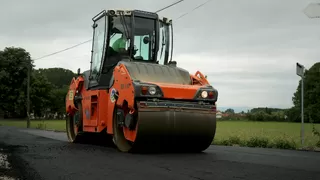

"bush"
[310,123,320,148]
[269,138,296,150]
[36,122,46,130]
[213,136,245,146]
[228,136,242,145]
[213,136,297,150]
[246,137,269,148]
[215,139,232,146]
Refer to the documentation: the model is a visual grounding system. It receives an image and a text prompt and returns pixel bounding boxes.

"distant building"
[216,111,222,119]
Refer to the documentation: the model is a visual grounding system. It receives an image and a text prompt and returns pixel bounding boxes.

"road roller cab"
[65,9,219,153]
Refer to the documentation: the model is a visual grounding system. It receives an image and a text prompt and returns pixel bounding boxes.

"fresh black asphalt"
[0,126,319,180]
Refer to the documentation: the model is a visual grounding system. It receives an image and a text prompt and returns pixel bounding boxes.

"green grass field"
[0,119,66,131]
[214,120,320,149]
[1,119,319,149]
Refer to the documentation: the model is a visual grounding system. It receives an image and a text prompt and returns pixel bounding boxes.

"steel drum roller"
[129,102,217,153]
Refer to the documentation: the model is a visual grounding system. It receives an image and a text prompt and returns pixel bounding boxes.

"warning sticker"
[68,90,74,100]
[110,88,117,103]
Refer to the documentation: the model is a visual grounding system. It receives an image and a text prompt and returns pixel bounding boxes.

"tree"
[30,71,54,117]
[292,62,320,123]
[225,108,235,114]
[0,47,33,118]
[36,68,75,88]
[285,106,300,122]
[36,68,74,117]
[49,85,69,116]
[0,46,77,120]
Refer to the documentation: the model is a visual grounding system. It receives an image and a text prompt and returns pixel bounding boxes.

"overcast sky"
[0,0,319,110]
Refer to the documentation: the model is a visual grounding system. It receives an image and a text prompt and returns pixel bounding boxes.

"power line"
[155,0,185,13]
[175,0,213,20]
[34,39,92,60]
[34,0,202,61]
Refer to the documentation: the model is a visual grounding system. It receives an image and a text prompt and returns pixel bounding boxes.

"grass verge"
[213,120,320,151]
[213,136,298,150]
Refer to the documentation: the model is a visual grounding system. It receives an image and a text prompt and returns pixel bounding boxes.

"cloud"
[1,0,320,109]
[174,50,317,108]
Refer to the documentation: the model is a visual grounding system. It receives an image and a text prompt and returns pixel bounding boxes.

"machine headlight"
[136,83,163,97]
[194,87,218,101]
[201,91,208,98]
[148,86,156,95]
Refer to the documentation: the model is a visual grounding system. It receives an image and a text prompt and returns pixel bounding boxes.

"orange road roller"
[65,9,218,153]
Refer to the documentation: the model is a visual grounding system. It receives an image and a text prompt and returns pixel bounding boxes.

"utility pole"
[27,63,30,128]
[296,63,305,147]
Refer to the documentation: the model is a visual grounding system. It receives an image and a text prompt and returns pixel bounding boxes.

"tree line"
[1,47,319,123]
[221,62,320,123]
[248,62,320,123]
[0,47,76,119]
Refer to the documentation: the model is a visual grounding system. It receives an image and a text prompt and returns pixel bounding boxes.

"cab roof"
[105,9,172,23]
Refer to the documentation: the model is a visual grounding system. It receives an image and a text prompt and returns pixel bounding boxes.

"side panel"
[106,64,135,134]
[97,90,109,132]
[106,88,116,134]
[80,89,110,133]
[81,88,99,132]
[65,76,84,116]
[114,64,135,109]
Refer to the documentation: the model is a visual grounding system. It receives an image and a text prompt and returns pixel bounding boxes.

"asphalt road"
[0,126,319,180]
